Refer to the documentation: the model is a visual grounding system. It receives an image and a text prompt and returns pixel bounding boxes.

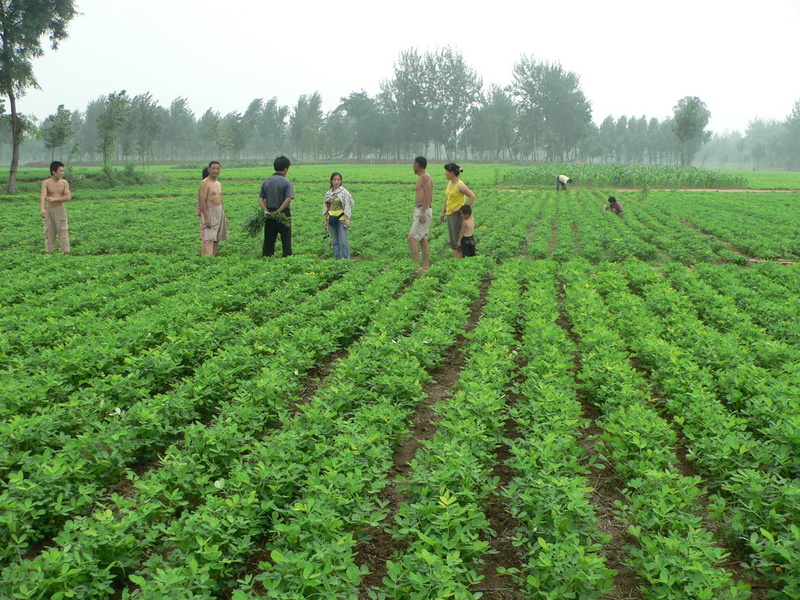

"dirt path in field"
[355,273,495,599]
[616,188,799,193]
[498,188,800,193]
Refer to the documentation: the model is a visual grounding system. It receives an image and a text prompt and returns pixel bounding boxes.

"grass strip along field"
[1,163,799,598]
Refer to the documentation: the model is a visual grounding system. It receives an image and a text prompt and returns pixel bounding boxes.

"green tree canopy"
[0,0,78,192]
[163,97,196,160]
[40,103,74,160]
[469,85,515,160]
[380,49,430,157]
[96,90,130,172]
[784,99,800,170]
[127,92,166,166]
[335,91,388,160]
[254,97,288,159]
[511,56,593,161]
[290,92,323,159]
[672,96,711,166]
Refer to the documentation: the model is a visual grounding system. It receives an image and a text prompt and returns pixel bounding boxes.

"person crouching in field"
[457,204,477,257]
[603,196,623,215]
[198,161,228,256]
[556,174,572,191]
[41,161,71,254]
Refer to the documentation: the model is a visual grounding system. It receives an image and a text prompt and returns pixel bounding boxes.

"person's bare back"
[460,214,474,238]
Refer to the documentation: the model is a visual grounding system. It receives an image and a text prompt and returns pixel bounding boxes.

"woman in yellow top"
[440,163,476,258]
[323,172,354,259]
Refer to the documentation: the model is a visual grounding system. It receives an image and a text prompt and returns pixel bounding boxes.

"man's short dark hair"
[50,161,64,175]
[414,156,427,169]
[274,156,291,172]
[208,160,220,168]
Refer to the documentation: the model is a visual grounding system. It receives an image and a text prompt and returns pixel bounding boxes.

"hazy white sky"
[22,0,800,134]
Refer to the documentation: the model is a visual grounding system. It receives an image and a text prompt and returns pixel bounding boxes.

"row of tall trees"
[9,64,800,173]
[597,97,711,167]
[696,104,800,171]
[3,3,800,193]
[4,48,720,169]
[23,85,793,173]
[5,34,800,180]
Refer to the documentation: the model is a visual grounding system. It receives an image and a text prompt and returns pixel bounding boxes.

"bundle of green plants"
[242,207,291,238]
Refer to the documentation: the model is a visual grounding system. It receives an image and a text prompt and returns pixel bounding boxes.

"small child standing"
[457,204,477,257]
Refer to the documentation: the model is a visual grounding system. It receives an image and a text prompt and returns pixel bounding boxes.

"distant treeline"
[3,48,800,170]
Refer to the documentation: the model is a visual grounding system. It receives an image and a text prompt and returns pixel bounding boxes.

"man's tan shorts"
[409,205,432,241]
[201,204,228,242]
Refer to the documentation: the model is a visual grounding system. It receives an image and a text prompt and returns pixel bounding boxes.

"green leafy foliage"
[1,165,799,598]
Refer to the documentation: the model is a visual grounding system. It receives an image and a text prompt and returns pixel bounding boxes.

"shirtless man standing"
[408,156,433,271]
[198,160,228,256]
[40,161,72,254]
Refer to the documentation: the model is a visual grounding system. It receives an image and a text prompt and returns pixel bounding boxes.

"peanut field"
[1,163,799,599]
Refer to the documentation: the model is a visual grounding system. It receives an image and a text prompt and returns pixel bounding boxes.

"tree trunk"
[7,88,20,194]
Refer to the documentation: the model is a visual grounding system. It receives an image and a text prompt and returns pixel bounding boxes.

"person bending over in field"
[603,196,623,215]
[198,161,228,256]
[440,162,476,258]
[556,174,573,191]
[408,156,433,271]
[41,161,72,254]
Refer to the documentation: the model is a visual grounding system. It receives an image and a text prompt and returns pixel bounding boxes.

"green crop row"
[230,261,491,600]
[124,266,477,599]
[623,262,800,479]
[595,259,800,597]
[566,190,660,262]
[0,262,338,429]
[562,260,751,600]
[0,260,487,598]
[501,259,617,599]
[371,260,520,599]
[691,262,800,346]
[649,191,800,260]
[607,192,732,264]
[0,263,348,482]
[0,261,406,573]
